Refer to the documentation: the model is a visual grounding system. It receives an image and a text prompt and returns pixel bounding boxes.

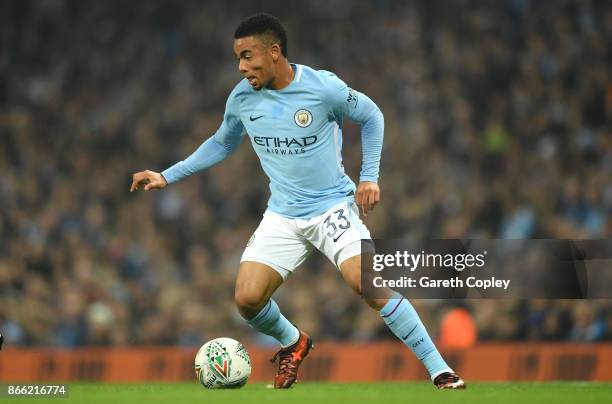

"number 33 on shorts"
[315,201,371,264]
[240,201,371,279]
[324,208,351,242]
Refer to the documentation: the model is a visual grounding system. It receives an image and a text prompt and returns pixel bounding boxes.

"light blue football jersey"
[162,64,384,219]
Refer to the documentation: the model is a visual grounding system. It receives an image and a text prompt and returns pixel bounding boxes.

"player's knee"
[341,263,389,311]
[364,297,388,311]
[234,288,267,314]
[349,281,363,297]
[341,264,363,295]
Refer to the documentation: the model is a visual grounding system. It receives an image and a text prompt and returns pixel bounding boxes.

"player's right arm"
[321,72,384,216]
[130,87,245,192]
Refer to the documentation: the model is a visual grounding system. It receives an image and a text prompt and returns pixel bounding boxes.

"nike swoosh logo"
[402,324,418,341]
[250,115,264,121]
[332,230,348,243]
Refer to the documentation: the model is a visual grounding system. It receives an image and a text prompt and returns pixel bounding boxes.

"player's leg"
[311,201,464,388]
[340,255,451,370]
[338,254,390,310]
[238,211,314,388]
[234,260,299,345]
[234,260,283,319]
[339,254,465,389]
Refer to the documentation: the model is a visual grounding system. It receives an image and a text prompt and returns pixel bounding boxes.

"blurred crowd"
[0,0,610,347]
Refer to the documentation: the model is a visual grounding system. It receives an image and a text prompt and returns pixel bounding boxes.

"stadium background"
[0,0,611,382]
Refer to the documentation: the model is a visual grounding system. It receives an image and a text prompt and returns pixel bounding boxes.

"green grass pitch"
[15,382,612,403]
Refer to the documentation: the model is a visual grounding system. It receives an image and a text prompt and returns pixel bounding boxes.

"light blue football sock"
[247,299,300,348]
[380,297,453,380]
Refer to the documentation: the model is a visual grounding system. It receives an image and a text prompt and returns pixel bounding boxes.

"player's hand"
[356,181,380,217]
[130,170,168,192]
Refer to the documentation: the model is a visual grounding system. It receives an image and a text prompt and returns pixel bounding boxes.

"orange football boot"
[270,330,313,388]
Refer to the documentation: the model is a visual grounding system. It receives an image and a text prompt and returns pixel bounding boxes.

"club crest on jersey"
[294,109,313,128]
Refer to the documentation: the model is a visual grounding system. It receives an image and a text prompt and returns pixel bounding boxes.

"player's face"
[233,36,278,91]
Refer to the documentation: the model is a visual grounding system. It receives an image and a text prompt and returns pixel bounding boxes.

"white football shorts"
[241,200,371,279]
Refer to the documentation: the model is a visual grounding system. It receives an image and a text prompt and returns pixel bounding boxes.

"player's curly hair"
[234,13,288,57]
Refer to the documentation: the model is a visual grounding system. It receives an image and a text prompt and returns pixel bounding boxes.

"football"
[194,337,252,389]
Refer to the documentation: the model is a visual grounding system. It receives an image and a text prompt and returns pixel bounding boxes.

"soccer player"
[130,13,465,390]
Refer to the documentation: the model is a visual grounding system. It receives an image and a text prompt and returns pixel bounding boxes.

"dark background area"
[0,0,610,347]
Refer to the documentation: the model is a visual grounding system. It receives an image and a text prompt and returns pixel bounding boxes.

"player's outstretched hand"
[356,181,380,217]
[130,170,168,192]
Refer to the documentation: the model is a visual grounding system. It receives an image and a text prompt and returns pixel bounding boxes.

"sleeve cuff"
[160,168,177,185]
[359,176,379,183]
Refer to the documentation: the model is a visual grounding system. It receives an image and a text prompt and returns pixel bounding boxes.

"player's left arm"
[325,74,384,217]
